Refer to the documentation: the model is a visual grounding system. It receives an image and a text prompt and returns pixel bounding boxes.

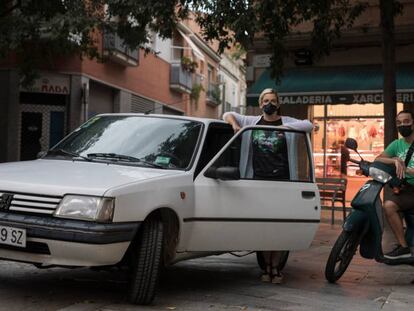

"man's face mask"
[397,125,413,137]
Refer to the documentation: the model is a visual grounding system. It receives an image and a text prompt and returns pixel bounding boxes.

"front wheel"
[325,230,359,283]
[128,217,164,305]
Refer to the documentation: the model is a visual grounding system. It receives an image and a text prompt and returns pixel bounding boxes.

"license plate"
[0,225,26,248]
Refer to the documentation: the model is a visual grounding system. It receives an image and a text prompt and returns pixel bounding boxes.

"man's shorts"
[388,183,414,212]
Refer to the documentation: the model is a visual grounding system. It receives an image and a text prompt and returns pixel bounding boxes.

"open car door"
[184,126,321,251]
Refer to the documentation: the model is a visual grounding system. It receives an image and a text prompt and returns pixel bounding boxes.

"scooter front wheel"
[325,230,359,283]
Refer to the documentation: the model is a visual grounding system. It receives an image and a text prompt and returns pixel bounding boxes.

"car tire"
[256,251,289,272]
[128,217,164,305]
[325,230,359,283]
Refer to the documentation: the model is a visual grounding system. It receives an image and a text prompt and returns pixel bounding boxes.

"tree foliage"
[0,1,402,84]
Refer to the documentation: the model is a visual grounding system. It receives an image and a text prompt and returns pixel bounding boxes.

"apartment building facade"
[0,20,246,163]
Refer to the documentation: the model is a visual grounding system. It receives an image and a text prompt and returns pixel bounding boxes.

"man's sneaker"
[384,245,412,259]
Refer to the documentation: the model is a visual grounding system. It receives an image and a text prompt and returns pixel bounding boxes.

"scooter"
[325,138,414,283]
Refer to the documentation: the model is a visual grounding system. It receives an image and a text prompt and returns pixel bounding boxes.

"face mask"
[263,103,279,115]
[397,125,413,137]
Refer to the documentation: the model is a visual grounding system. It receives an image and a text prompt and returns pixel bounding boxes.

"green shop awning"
[247,64,414,106]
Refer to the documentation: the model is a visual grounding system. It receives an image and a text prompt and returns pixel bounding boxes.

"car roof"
[96,113,227,125]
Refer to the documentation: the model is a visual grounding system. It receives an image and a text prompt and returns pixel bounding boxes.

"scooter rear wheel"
[325,230,359,283]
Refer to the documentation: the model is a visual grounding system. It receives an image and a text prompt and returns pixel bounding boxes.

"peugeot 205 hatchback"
[0,114,320,304]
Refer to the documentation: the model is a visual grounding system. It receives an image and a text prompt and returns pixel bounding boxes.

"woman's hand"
[394,157,406,179]
[232,123,241,133]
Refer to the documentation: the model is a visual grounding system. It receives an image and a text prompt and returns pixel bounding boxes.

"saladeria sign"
[278,92,414,105]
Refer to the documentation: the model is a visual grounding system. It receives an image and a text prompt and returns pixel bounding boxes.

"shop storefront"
[19,73,70,160]
[247,64,414,205]
[312,102,404,203]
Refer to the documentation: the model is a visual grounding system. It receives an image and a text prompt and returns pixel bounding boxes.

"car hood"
[0,159,182,196]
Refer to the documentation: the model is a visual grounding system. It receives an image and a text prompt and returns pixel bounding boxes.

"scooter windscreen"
[368,162,398,185]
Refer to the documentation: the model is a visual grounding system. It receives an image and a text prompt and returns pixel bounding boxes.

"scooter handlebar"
[348,158,360,164]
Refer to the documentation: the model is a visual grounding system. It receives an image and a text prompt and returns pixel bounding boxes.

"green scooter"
[325,138,414,283]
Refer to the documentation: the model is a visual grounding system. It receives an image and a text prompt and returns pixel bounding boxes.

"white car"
[0,114,320,304]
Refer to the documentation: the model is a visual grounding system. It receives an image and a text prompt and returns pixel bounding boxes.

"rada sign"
[20,74,70,95]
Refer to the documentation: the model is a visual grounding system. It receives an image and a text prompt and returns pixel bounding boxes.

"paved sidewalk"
[0,216,413,311]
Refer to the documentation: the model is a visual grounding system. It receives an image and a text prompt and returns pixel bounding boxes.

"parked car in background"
[0,114,320,304]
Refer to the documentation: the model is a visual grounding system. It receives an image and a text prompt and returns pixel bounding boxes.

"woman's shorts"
[388,183,414,212]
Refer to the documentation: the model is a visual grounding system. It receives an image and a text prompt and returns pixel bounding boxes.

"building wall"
[0,70,19,162]
[247,1,414,106]
[88,81,114,117]
[80,50,184,113]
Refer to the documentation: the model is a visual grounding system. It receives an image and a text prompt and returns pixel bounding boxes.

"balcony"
[103,32,139,67]
[206,82,221,106]
[170,63,193,94]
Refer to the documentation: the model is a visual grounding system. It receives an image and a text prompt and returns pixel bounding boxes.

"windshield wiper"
[47,149,92,161]
[87,153,165,169]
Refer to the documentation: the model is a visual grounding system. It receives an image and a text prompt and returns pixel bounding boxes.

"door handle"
[302,191,316,199]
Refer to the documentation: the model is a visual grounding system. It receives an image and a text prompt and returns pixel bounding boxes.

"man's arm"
[375,151,406,179]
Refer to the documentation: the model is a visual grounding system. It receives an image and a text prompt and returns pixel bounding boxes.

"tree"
[0,1,404,143]
[195,1,403,144]
[0,0,194,85]
[380,0,403,146]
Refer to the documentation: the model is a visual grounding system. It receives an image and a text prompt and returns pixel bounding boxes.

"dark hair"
[397,110,414,120]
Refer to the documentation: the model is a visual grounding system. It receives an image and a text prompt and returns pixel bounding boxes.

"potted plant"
[181,56,198,73]
[190,83,204,106]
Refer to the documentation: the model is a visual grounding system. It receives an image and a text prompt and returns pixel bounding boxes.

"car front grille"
[1,192,62,215]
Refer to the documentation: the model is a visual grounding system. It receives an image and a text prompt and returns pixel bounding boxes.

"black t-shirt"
[252,117,290,180]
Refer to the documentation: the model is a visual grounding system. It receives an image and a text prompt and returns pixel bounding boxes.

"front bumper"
[0,212,141,266]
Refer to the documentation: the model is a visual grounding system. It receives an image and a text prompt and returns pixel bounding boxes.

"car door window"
[209,127,312,182]
[194,123,234,178]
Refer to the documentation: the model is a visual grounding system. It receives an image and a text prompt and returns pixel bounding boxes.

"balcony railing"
[103,32,139,67]
[206,82,221,106]
[170,63,193,93]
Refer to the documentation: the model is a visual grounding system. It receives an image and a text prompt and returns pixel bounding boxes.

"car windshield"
[48,115,203,170]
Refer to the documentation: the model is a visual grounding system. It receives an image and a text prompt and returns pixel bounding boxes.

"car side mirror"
[204,166,240,180]
[204,166,217,179]
[345,138,358,151]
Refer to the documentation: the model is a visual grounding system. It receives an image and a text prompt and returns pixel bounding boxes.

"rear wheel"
[128,217,164,305]
[325,230,359,283]
[256,251,289,272]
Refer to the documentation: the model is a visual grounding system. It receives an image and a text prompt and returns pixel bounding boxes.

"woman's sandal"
[261,265,272,282]
[271,267,284,284]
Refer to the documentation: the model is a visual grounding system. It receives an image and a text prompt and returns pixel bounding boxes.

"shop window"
[312,102,404,178]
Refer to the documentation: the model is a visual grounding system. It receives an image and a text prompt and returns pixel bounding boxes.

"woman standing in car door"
[223,88,313,283]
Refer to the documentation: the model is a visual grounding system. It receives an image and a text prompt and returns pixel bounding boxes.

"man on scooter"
[376,110,414,259]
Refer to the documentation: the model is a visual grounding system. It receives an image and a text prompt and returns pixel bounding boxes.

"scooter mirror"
[345,138,358,151]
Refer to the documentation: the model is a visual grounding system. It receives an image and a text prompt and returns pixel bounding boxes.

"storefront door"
[19,92,67,161]
[20,112,43,161]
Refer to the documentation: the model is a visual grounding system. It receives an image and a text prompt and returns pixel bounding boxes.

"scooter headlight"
[369,167,392,183]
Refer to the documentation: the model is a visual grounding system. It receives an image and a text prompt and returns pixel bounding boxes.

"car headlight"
[54,195,114,222]
[369,167,392,183]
